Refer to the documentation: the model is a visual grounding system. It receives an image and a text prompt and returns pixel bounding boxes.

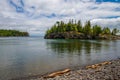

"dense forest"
[0,29,29,37]
[44,20,119,39]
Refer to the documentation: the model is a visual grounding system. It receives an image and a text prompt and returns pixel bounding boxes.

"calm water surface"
[0,37,120,80]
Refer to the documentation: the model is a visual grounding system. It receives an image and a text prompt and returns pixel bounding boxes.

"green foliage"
[112,28,119,35]
[102,27,111,35]
[92,25,102,36]
[77,20,82,32]
[83,21,92,36]
[45,19,119,38]
[0,29,29,37]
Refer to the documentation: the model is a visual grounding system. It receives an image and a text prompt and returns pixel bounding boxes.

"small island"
[44,20,120,39]
[0,29,29,37]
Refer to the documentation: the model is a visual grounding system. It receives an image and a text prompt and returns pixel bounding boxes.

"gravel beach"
[13,59,120,80]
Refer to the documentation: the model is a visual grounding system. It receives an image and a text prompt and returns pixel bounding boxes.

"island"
[0,29,29,37]
[44,20,120,39]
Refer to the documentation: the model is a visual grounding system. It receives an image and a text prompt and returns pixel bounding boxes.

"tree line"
[45,20,119,37]
[0,29,29,37]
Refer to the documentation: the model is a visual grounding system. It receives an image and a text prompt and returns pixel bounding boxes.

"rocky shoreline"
[12,59,120,80]
[28,59,120,80]
[44,32,120,40]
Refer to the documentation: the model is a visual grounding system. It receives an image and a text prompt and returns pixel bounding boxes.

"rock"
[27,59,120,80]
[45,32,120,40]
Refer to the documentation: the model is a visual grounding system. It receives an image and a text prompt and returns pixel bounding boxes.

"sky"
[0,0,120,36]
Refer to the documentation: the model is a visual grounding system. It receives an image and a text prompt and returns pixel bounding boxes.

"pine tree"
[92,25,102,36]
[83,21,91,36]
[112,28,119,35]
[102,27,111,35]
[77,20,82,32]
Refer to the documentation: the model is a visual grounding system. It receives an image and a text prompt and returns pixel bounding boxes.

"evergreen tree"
[45,19,119,39]
[66,20,72,31]
[0,29,29,37]
[83,21,92,36]
[112,28,119,35]
[102,27,111,35]
[77,20,82,32]
[92,25,102,36]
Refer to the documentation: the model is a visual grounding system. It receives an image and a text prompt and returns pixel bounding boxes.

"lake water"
[0,37,120,80]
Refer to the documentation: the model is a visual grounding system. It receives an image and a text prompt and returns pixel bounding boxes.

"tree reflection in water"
[46,40,106,56]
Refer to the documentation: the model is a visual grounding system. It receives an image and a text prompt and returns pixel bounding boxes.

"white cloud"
[0,0,120,36]
[91,17,120,29]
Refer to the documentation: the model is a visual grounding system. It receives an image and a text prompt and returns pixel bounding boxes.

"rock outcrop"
[44,31,120,40]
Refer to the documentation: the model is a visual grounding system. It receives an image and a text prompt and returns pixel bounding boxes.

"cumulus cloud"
[0,0,120,36]
[91,17,120,28]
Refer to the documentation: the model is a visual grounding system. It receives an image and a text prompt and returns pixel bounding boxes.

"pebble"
[27,59,120,80]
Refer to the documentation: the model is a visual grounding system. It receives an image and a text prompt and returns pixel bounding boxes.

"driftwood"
[86,61,111,69]
[44,69,70,78]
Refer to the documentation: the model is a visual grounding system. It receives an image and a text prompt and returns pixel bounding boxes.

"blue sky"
[0,0,120,36]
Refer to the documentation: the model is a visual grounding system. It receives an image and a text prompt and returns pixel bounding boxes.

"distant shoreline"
[0,29,29,37]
